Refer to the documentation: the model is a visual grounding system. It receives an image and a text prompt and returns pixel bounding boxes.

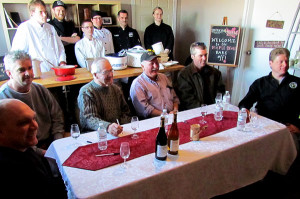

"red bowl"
[52,65,77,76]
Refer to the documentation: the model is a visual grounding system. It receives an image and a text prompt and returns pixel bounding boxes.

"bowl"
[52,65,77,76]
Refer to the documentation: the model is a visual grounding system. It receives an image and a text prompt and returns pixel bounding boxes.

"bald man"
[0,99,66,198]
[77,58,131,135]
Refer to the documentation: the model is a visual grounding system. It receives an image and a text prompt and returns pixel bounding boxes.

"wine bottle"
[155,116,168,160]
[167,110,179,155]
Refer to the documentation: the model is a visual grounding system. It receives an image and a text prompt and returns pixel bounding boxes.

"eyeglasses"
[100,69,114,76]
[82,26,93,29]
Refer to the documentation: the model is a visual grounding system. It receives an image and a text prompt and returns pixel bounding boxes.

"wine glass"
[131,116,139,139]
[120,142,130,168]
[249,107,258,128]
[70,124,80,145]
[200,104,208,124]
[215,93,222,105]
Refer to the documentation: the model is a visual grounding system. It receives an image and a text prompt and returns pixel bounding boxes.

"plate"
[162,61,179,67]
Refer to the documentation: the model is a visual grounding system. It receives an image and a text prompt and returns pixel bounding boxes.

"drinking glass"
[120,142,130,168]
[215,93,222,105]
[131,116,139,139]
[70,124,80,146]
[249,107,258,128]
[200,104,208,124]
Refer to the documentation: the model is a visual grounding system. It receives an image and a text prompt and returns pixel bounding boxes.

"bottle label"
[157,145,167,157]
[170,140,179,152]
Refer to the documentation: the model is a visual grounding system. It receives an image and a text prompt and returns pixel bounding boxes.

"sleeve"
[108,31,115,53]
[216,71,225,94]
[130,79,155,118]
[144,26,151,50]
[165,25,174,51]
[116,86,131,124]
[74,42,86,68]
[238,80,260,110]
[134,29,142,46]
[53,27,66,63]
[44,88,64,139]
[77,89,111,131]
[11,24,29,52]
[100,42,106,57]
[176,71,200,110]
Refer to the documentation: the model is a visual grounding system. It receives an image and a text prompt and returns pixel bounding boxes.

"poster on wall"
[208,25,240,67]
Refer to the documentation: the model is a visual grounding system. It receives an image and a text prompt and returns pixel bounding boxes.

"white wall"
[232,0,299,105]
[0,14,8,56]
[175,0,245,93]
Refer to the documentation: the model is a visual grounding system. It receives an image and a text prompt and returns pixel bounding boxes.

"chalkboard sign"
[208,25,240,67]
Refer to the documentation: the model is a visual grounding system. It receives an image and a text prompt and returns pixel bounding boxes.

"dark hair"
[190,42,207,55]
[118,10,128,16]
[153,6,163,14]
[269,48,290,61]
[29,0,46,13]
[81,20,93,27]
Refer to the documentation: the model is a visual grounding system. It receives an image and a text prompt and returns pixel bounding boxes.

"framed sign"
[102,17,112,25]
[208,25,240,67]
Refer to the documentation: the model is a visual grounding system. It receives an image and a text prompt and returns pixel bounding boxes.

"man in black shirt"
[0,99,67,199]
[48,0,80,65]
[109,10,141,53]
[239,48,300,147]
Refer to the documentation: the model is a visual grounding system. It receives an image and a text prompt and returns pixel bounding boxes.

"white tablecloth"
[46,105,297,199]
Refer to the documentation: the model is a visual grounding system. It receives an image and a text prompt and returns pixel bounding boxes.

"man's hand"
[59,61,67,66]
[286,123,300,134]
[108,123,123,136]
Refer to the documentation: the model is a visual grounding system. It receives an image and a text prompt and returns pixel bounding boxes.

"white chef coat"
[74,37,105,68]
[93,27,114,54]
[11,18,66,72]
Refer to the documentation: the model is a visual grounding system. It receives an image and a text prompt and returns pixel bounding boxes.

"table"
[0,65,184,88]
[45,105,297,199]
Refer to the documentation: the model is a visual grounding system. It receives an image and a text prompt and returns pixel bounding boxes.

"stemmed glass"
[70,124,80,145]
[131,116,139,139]
[215,93,222,105]
[200,104,208,124]
[120,142,130,168]
[249,107,258,128]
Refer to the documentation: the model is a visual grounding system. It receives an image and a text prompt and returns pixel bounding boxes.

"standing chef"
[144,7,174,60]
[110,9,141,53]
[11,0,66,72]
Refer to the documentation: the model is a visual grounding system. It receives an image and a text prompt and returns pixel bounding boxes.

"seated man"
[91,10,114,54]
[176,42,225,110]
[130,52,179,119]
[239,48,300,148]
[77,58,131,136]
[0,50,65,151]
[0,99,67,198]
[75,20,105,68]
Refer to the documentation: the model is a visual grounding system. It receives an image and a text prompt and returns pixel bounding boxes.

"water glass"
[200,104,207,124]
[131,116,139,139]
[215,93,223,105]
[70,124,80,140]
[249,107,258,128]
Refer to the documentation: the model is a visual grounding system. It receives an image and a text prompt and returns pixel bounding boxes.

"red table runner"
[63,111,238,171]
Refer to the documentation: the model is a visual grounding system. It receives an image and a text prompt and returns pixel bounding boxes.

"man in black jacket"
[0,99,67,199]
[109,9,141,53]
[176,42,225,110]
[239,48,300,148]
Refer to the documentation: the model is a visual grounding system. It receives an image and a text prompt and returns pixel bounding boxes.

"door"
[131,0,176,47]
[231,0,300,105]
